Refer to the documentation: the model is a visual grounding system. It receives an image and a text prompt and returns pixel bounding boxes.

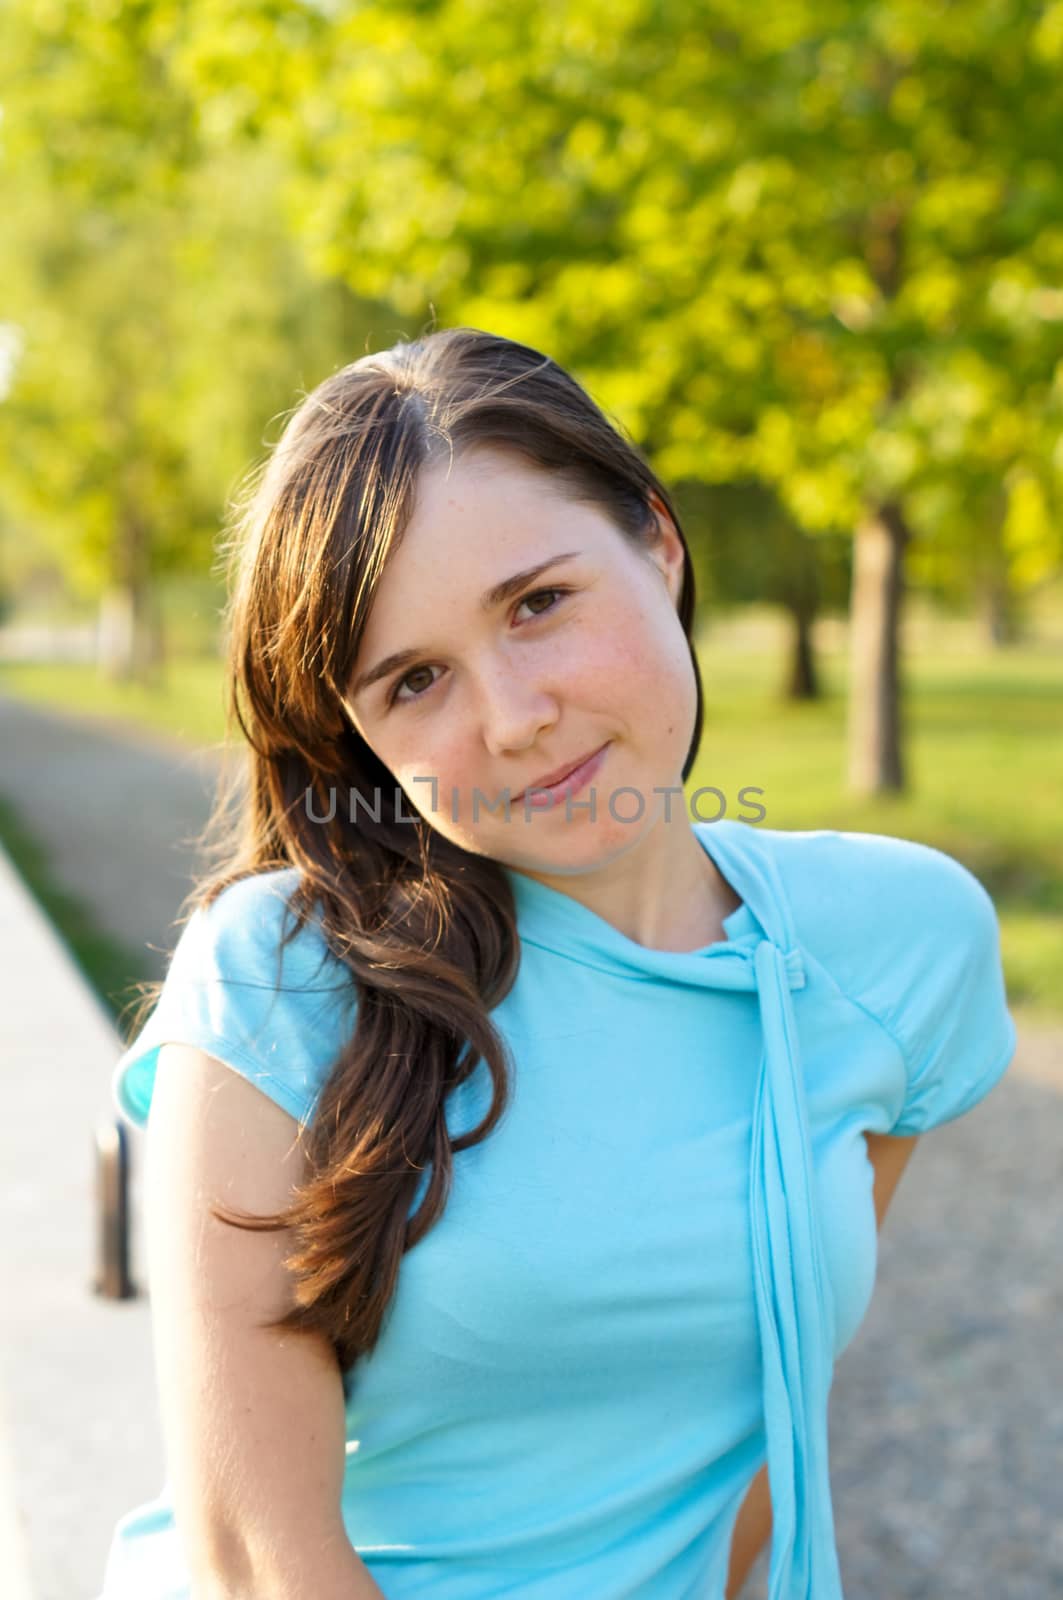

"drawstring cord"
[748,937,845,1598]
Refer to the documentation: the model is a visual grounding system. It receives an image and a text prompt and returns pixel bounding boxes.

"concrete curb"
[0,839,162,1599]
[0,1377,35,1600]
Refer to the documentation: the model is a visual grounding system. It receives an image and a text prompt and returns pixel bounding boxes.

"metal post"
[93,1119,137,1299]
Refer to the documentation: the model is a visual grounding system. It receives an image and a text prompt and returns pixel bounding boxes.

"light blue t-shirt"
[98,820,1017,1600]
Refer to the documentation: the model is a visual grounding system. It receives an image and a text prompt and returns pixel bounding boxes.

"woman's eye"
[389,664,438,705]
[387,587,570,707]
[521,587,568,618]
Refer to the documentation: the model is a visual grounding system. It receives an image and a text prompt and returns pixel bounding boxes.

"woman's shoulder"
[153,865,356,1061]
[749,822,998,941]
[113,867,357,1131]
[714,818,1000,1011]
[182,867,341,987]
[192,865,305,938]
[741,824,1012,1115]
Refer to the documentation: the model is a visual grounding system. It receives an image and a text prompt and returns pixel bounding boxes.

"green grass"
[1,617,1060,1023]
[0,656,231,747]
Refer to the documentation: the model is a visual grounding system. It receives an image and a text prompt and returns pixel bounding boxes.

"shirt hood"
[502,818,801,988]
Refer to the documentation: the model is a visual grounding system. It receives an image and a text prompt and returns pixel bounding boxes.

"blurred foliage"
[156,0,1063,608]
[0,0,385,612]
[0,0,1060,635]
[674,478,853,616]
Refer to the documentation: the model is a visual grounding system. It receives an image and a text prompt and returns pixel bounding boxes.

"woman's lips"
[517,742,611,810]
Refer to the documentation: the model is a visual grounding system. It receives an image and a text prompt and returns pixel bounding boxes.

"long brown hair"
[125,326,706,1375]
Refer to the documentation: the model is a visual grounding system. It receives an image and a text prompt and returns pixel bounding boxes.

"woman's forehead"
[410,445,577,524]
[381,471,609,596]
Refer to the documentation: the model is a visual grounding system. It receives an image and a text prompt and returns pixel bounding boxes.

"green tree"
[170,0,1063,791]
[0,1,375,678]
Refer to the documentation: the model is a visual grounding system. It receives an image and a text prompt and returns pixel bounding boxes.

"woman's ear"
[647,493,687,607]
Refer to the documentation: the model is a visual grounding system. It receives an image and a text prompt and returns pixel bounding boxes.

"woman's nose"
[476,659,559,755]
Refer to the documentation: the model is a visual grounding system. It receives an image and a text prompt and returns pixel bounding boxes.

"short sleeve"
[880,845,1018,1136]
[112,869,359,1132]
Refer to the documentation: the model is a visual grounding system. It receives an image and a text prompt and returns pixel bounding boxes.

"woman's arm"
[863,1131,920,1230]
[725,1131,921,1597]
[725,1462,772,1600]
[146,1044,386,1600]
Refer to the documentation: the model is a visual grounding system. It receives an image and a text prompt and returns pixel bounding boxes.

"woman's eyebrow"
[349,550,583,700]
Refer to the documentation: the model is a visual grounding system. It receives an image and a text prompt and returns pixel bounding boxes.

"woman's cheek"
[563,612,636,686]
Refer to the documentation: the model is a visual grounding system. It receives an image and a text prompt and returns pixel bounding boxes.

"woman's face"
[342,446,694,876]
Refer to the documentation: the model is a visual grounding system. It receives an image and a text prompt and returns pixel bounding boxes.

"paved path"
[0,695,235,1598]
[0,839,162,1600]
[0,692,1060,1598]
[0,693,235,979]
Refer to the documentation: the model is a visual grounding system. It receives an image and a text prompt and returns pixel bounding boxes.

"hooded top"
[98,820,1016,1600]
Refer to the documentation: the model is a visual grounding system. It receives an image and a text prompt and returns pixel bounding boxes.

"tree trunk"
[784,599,819,700]
[97,511,164,683]
[778,525,823,701]
[846,502,909,795]
[979,570,1022,648]
[96,585,136,680]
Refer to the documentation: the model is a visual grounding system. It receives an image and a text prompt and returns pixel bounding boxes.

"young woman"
[98,327,1016,1600]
